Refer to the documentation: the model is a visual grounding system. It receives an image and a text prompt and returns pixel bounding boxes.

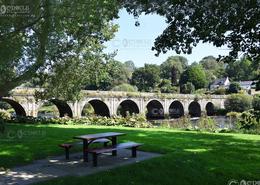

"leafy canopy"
[124,1,260,62]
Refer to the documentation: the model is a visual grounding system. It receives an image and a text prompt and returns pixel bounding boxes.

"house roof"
[211,77,229,86]
[239,81,254,86]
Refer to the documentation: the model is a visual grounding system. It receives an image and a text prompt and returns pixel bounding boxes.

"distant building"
[210,77,230,90]
[239,81,254,91]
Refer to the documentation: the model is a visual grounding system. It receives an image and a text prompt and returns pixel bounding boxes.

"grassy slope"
[0,124,259,185]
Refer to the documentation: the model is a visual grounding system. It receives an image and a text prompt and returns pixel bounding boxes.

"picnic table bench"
[59,138,110,160]
[87,142,143,166]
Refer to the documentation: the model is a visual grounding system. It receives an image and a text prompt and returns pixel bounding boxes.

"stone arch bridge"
[1,89,227,119]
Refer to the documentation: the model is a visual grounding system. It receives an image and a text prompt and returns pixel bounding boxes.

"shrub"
[158,79,179,93]
[228,82,241,94]
[0,109,11,120]
[252,94,260,111]
[224,94,253,112]
[213,87,226,95]
[197,115,217,132]
[180,82,195,94]
[237,110,260,130]
[111,84,138,92]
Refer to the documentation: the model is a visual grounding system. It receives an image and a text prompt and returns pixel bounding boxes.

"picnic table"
[73,132,125,162]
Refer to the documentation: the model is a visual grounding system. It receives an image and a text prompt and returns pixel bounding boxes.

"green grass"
[0,124,260,185]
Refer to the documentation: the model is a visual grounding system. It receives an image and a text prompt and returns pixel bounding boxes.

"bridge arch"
[38,99,73,118]
[117,99,139,117]
[188,101,201,117]
[1,98,26,117]
[145,99,164,119]
[206,102,215,116]
[81,99,110,117]
[169,100,184,118]
[37,101,59,118]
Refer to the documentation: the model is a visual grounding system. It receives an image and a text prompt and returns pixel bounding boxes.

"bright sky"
[105,9,230,67]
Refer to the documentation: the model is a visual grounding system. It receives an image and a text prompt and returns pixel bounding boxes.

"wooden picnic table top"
[73,132,125,140]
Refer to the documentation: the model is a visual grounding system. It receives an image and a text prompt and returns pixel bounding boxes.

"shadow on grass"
[0,124,259,185]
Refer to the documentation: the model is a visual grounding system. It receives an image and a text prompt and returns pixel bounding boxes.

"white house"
[210,77,230,90]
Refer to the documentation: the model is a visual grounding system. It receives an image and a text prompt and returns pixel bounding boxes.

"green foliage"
[160,56,188,85]
[8,114,153,128]
[224,94,253,112]
[0,109,11,120]
[253,94,260,111]
[158,79,178,93]
[180,82,195,94]
[111,83,138,92]
[180,64,207,90]
[237,110,260,130]
[228,82,241,94]
[131,64,160,92]
[225,58,257,81]
[197,116,217,132]
[199,56,225,85]
[0,0,120,98]
[212,87,227,95]
[215,108,228,116]
[125,1,260,62]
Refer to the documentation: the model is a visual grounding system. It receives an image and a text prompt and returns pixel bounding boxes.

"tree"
[158,79,178,93]
[199,56,225,81]
[253,95,260,111]
[180,64,207,90]
[131,64,160,92]
[111,83,138,92]
[224,94,253,112]
[0,0,120,98]
[160,56,188,85]
[228,82,241,94]
[180,82,195,94]
[124,1,260,62]
[225,58,257,81]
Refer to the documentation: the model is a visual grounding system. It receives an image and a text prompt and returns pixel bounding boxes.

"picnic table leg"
[83,140,88,162]
[111,136,117,156]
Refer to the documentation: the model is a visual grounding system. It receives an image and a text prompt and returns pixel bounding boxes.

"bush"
[237,110,260,130]
[224,94,253,112]
[213,87,226,95]
[228,82,241,94]
[8,114,153,128]
[253,94,260,111]
[0,109,11,120]
[158,79,178,93]
[180,82,195,94]
[111,83,138,92]
[197,115,217,132]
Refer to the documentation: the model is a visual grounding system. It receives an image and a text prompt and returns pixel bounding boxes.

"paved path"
[0,149,161,185]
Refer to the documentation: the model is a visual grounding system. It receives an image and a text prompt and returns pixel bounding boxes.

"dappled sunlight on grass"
[0,123,260,185]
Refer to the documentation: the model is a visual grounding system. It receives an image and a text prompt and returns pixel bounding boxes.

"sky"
[105,9,230,67]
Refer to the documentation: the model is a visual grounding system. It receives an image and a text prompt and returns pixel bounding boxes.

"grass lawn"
[0,124,260,185]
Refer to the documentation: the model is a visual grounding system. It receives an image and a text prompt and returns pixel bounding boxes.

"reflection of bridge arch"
[169,100,184,118]
[48,99,73,117]
[206,102,215,116]
[146,100,164,119]
[1,98,26,116]
[117,99,139,117]
[188,101,201,117]
[82,99,110,117]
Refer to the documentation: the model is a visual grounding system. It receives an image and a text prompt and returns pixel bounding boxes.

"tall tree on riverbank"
[0,0,120,98]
